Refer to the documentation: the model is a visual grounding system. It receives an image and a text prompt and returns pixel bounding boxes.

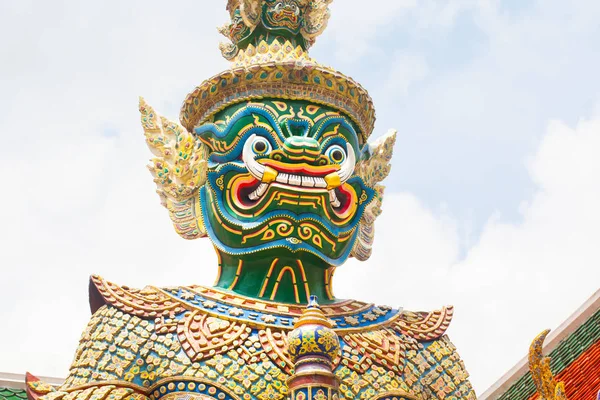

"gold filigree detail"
[36,384,147,400]
[91,275,186,319]
[216,175,225,191]
[239,0,262,28]
[232,39,312,68]
[52,293,474,400]
[351,130,397,261]
[180,63,375,144]
[340,328,404,374]
[302,0,333,41]
[258,328,295,374]
[177,310,251,362]
[392,306,454,342]
[139,97,209,240]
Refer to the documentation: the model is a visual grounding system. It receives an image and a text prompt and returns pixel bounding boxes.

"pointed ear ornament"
[240,0,262,28]
[351,129,397,261]
[139,97,210,240]
[302,0,333,39]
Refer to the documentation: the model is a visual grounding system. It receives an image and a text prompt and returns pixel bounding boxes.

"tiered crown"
[179,0,376,144]
[219,0,332,59]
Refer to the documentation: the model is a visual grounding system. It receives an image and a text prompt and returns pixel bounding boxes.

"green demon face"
[194,100,375,266]
[262,0,304,34]
[228,8,253,45]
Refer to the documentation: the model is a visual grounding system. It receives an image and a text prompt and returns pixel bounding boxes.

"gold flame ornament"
[529,330,569,400]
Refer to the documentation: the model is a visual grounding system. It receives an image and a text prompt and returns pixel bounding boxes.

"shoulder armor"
[88,275,187,319]
[393,305,454,341]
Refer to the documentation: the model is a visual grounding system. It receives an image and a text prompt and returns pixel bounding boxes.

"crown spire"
[219,0,332,62]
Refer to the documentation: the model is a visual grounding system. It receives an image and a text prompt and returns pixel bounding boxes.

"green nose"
[282,136,321,163]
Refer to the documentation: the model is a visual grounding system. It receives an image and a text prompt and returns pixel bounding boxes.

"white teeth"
[301,176,315,188]
[276,173,289,184]
[249,183,269,201]
[329,189,341,208]
[247,177,342,208]
[288,174,302,186]
[314,177,327,188]
[274,173,325,188]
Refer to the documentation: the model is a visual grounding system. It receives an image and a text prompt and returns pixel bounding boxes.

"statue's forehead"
[212,100,361,138]
[213,99,358,131]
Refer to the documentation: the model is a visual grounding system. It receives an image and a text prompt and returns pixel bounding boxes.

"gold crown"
[179,1,376,143]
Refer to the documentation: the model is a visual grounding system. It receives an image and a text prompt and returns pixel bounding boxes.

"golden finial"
[529,330,569,400]
[287,296,341,399]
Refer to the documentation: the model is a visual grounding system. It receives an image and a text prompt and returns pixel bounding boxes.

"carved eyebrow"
[196,105,284,140]
[195,106,287,157]
[312,116,360,144]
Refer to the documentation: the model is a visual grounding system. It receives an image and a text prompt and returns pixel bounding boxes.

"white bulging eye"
[326,144,347,164]
[251,136,272,155]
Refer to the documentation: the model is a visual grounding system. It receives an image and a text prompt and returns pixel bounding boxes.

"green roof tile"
[0,387,27,400]
[497,307,600,400]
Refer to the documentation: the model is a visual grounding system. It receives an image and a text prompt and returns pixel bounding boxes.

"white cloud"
[385,52,430,96]
[326,0,418,61]
[325,0,480,63]
[336,113,600,392]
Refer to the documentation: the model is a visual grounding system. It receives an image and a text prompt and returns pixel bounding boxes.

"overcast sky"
[1,0,600,395]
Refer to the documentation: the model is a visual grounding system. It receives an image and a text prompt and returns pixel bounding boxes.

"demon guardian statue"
[27,2,476,400]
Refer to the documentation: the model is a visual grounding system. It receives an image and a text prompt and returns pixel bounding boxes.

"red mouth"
[231,175,352,215]
[274,11,298,23]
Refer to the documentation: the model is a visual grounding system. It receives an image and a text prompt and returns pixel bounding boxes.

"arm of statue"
[28,305,154,400]
[139,97,209,240]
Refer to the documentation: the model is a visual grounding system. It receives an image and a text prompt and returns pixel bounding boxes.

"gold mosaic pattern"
[54,306,290,400]
[333,334,475,400]
[339,328,412,374]
[44,306,475,400]
[177,310,251,362]
[90,275,186,319]
[179,62,375,144]
[229,40,313,68]
[91,276,453,342]
[62,306,169,388]
[37,385,148,400]
[393,307,454,342]
[402,336,475,400]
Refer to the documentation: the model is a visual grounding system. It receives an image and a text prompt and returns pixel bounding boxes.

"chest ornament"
[90,275,453,369]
